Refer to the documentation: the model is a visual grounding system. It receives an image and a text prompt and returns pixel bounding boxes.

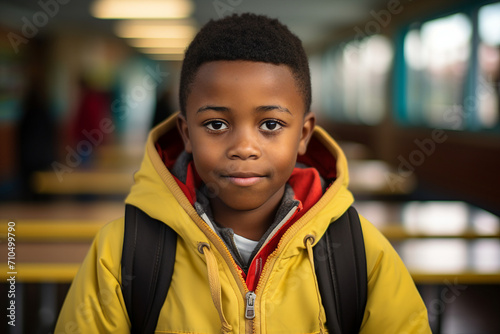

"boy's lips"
[221,172,267,187]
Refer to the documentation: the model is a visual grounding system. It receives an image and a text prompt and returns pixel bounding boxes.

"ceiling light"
[139,47,187,54]
[91,0,194,19]
[127,38,191,49]
[115,20,197,39]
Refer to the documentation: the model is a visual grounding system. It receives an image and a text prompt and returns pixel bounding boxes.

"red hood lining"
[297,135,337,181]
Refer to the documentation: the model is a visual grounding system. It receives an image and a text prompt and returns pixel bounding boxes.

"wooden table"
[1,200,499,283]
[0,201,123,282]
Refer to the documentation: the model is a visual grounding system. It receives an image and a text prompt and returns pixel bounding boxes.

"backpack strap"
[121,204,177,334]
[313,206,367,334]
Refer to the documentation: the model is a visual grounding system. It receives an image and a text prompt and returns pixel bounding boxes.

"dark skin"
[178,61,315,240]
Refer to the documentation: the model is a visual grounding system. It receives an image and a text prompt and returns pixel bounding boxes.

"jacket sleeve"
[54,219,130,334]
[359,216,431,334]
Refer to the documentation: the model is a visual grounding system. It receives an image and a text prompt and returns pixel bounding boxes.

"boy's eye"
[260,120,282,131]
[205,121,228,131]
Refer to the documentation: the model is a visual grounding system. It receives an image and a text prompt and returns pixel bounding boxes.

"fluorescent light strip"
[115,23,197,39]
[91,0,194,19]
[127,38,191,48]
[140,47,186,55]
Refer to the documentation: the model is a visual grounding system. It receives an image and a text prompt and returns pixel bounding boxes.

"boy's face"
[178,60,315,212]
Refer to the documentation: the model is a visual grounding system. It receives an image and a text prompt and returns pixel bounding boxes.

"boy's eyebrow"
[196,105,292,115]
[256,105,292,115]
[197,105,230,113]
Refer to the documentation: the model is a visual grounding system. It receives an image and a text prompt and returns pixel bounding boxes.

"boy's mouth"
[222,172,266,187]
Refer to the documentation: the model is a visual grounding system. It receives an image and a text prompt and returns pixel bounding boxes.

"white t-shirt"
[233,233,259,264]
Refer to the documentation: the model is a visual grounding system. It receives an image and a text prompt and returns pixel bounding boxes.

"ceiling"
[1,0,390,51]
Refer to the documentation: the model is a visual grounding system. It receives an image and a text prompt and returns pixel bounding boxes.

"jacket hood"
[125,113,354,258]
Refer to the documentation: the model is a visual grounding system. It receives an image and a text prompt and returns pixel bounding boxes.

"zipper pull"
[245,291,256,319]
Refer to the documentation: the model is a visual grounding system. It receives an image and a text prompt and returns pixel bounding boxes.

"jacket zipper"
[245,291,256,319]
[188,212,256,332]
[242,205,326,332]
[184,204,331,333]
[176,184,340,332]
[241,205,299,333]
[196,205,298,333]
[241,206,298,332]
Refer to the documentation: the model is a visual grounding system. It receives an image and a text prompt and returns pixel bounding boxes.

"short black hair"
[179,13,311,115]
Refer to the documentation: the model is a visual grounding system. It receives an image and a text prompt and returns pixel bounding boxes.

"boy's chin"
[212,193,271,212]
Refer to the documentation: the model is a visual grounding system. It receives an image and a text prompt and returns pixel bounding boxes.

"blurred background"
[0,0,499,333]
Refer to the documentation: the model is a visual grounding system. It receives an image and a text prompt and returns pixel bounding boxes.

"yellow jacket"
[55,115,431,333]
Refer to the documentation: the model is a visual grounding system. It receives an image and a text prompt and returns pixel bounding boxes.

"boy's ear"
[298,112,316,155]
[177,114,193,153]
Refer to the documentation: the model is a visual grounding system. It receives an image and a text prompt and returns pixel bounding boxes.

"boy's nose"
[226,130,262,160]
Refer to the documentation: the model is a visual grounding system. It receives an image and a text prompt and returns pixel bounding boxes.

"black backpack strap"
[121,204,177,334]
[313,206,367,334]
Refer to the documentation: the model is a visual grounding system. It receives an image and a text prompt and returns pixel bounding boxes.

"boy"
[55,13,430,333]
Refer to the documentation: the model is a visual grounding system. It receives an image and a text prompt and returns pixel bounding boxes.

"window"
[400,2,500,131]
[321,35,393,125]
[403,14,472,129]
[478,2,500,128]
